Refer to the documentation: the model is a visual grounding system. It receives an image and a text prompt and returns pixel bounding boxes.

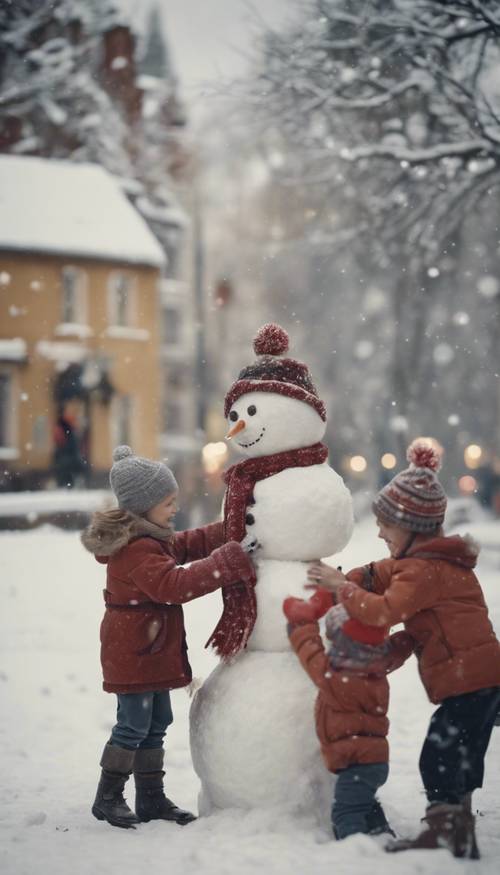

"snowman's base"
[190,650,333,824]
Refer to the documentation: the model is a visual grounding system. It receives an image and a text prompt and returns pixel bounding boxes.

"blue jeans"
[332,762,389,839]
[420,686,500,804]
[110,691,173,750]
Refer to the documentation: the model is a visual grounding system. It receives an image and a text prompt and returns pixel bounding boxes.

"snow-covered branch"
[341,139,496,164]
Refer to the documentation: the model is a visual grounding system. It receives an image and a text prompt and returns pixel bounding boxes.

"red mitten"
[308,586,335,617]
[283,588,334,624]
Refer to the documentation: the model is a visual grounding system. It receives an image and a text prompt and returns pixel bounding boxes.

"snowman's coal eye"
[229,410,238,422]
[247,405,257,416]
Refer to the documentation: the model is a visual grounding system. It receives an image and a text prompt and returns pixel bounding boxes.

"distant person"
[476,462,500,512]
[308,440,500,859]
[52,399,86,487]
[81,445,256,830]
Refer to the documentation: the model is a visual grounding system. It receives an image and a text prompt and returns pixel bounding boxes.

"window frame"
[107,271,137,328]
[111,393,135,450]
[0,369,19,459]
[162,305,183,346]
[59,265,88,328]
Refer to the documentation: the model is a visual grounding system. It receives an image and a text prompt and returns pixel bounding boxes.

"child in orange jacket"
[308,440,500,859]
[283,587,413,839]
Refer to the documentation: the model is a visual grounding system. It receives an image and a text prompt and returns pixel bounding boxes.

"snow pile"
[0,489,112,518]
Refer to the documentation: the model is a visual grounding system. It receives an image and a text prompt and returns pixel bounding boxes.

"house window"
[61,266,87,324]
[167,364,186,389]
[108,273,135,327]
[163,307,182,344]
[162,399,182,433]
[113,394,133,447]
[0,371,15,453]
[165,233,182,280]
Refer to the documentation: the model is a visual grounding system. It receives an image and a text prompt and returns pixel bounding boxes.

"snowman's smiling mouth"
[237,427,266,448]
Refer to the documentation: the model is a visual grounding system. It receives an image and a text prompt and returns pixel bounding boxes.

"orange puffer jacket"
[339,534,500,704]
[289,622,394,773]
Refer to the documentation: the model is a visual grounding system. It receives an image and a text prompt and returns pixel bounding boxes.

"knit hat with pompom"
[372,439,447,533]
[109,445,178,515]
[224,323,326,421]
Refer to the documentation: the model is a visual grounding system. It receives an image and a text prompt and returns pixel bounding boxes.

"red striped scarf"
[206,442,328,659]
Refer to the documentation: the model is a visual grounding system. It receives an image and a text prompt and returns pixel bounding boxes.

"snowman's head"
[226,390,326,458]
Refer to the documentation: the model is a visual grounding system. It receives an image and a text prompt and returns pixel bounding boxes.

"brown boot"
[461,793,480,859]
[92,744,140,829]
[134,748,196,826]
[387,802,480,859]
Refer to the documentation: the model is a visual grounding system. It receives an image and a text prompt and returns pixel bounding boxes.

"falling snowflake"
[477,276,498,299]
[452,311,469,326]
[354,340,374,360]
[433,343,454,365]
[390,415,408,433]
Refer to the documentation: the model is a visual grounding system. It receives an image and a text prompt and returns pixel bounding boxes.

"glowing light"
[201,442,228,475]
[350,455,367,473]
[381,453,397,470]
[464,444,482,469]
[458,475,477,494]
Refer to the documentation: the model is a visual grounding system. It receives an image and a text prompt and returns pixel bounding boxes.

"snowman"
[190,324,354,817]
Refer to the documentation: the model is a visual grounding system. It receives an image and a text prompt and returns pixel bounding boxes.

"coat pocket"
[137,613,168,655]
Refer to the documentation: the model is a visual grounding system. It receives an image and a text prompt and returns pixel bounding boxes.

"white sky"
[118,0,292,111]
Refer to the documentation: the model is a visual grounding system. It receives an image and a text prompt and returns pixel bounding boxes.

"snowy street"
[2,512,500,875]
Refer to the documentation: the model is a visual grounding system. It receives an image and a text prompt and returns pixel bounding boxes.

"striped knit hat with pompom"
[224,323,326,421]
[372,439,446,533]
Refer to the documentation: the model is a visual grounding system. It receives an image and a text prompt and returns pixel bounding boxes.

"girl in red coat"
[308,440,500,858]
[82,445,256,830]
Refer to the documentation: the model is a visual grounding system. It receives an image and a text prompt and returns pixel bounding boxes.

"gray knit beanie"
[109,445,178,515]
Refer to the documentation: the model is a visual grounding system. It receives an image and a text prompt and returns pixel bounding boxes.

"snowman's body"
[190,385,354,816]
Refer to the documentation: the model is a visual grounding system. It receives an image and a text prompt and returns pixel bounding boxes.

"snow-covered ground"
[1,512,500,875]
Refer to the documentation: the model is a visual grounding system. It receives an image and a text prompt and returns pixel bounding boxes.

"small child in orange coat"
[283,586,413,839]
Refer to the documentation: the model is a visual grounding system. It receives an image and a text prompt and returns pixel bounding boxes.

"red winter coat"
[289,623,388,772]
[289,623,413,772]
[339,534,500,704]
[81,512,254,694]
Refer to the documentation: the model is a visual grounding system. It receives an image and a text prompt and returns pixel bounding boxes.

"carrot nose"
[226,419,246,439]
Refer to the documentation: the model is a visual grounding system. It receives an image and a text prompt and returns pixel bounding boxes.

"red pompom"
[253,323,289,356]
[406,439,442,472]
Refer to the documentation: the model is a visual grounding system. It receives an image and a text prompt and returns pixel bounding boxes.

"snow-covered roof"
[0,156,165,268]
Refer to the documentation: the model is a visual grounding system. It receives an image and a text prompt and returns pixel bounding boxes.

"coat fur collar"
[406,533,479,568]
[81,509,173,557]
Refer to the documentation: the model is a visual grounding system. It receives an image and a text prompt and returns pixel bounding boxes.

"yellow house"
[0,155,165,489]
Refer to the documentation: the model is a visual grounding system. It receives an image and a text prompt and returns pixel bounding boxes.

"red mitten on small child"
[283,587,334,624]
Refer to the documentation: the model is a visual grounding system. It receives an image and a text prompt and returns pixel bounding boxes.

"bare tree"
[234,0,500,472]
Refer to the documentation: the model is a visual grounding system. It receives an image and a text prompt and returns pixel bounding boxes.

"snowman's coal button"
[245,513,255,525]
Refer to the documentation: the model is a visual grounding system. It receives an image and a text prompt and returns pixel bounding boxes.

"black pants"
[419,686,500,805]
